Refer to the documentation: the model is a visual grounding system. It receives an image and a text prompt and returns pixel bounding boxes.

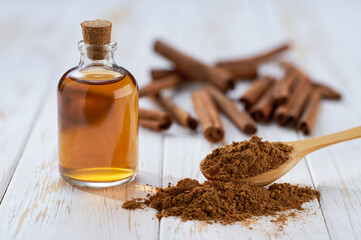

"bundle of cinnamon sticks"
[139,39,341,142]
[241,61,341,134]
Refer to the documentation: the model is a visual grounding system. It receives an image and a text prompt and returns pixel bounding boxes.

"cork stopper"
[80,20,112,60]
[81,19,112,45]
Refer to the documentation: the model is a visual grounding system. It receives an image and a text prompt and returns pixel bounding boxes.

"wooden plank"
[0,3,170,235]
[0,93,163,239]
[275,1,361,239]
[160,98,330,239]
[1,0,360,239]
[158,1,330,239]
[0,0,178,239]
[0,1,81,200]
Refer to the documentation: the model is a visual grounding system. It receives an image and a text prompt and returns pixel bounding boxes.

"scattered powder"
[270,212,298,232]
[289,212,297,218]
[122,198,147,210]
[122,178,319,225]
[271,214,288,231]
[201,136,294,181]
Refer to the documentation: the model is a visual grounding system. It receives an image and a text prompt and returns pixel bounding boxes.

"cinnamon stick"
[280,61,311,83]
[288,84,313,123]
[139,108,172,131]
[240,76,274,109]
[216,43,290,70]
[154,40,235,91]
[192,89,224,142]
[297,89,322,135]
[249,82,276,122]
[151,94,198,130]
[272,69,298,105]
[313,82,341,100]
[282,61,342,100]
[217,63,258,79]
[274,76,309,125]
[206,85,257,134]
[151,69,177,80]
[139,73,183,97]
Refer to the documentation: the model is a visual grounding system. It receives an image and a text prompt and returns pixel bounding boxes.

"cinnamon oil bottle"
[57,20,138,187]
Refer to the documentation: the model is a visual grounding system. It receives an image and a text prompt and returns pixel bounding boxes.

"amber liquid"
[58,66,138,186]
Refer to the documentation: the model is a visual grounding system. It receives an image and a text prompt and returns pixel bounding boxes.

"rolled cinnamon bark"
[297,90,322,135]
[280,61,310,81]
[249,83,276,122]
[216,43,290,68]
[281,61,342,101]
[217,63,258,80]
[139,119,171,131]
[288,84,313,123]
[240,76,275,109]
[192,89,224,142]
[151,94,198,130]
[274,76,309,125]
[313,82,341,100]
[139,108,172,131]
[206,85,257,134]
[139,73,183,97]
[272,69,298,105]
[151,69,177,80]
[139,108,170,121]
[154,40,235,91]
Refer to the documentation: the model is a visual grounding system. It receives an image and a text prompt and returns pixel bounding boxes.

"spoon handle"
[291,126,361,155]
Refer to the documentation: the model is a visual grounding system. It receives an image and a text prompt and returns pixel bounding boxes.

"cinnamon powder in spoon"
[122,178,319,225]
[201,136,293,181]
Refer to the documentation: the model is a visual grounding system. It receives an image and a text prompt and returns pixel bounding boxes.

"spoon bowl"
[200,126,361,187]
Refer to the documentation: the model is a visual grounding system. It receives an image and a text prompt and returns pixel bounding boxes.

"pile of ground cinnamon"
[201,136,293,181]
[122,178,319,225]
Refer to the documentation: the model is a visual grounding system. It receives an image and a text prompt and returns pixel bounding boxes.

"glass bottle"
[57,20,138,187]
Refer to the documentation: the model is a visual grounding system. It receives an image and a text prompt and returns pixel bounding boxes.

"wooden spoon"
[200,126,361,187]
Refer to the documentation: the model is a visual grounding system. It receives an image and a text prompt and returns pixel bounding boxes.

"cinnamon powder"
[201,136,293,181]
[122,178,319,225]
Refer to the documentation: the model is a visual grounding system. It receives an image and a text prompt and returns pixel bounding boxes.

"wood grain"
[0,1,80,201]
[0,0,361,239]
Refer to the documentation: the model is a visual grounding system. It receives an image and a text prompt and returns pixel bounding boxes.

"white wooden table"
[0,1,360,239]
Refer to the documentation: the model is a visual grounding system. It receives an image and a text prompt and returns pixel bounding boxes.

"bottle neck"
[77,40,117,70]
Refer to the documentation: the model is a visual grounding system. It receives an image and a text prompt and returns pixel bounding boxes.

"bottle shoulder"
[58,65,137,91]
[113,65,138,90]
[58,67,77,91]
